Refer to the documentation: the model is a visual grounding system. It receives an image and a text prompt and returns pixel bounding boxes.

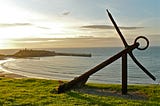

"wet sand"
[0,70,26,78]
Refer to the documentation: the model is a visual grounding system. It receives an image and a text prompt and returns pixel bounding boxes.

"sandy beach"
[0,58,25,78]
[0,59,25,78]
[0,70,26,78]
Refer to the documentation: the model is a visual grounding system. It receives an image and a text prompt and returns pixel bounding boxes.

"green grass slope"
[0,78,159,106]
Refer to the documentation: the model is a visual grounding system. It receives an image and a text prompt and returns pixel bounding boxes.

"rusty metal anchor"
[57,10,156,94]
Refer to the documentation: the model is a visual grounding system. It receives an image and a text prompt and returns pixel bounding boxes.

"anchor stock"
[58,43,139,93]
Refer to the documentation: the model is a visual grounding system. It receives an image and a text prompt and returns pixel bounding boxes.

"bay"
[1,47,160,84]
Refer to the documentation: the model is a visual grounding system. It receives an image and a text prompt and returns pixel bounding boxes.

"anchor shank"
[122,54,127,95]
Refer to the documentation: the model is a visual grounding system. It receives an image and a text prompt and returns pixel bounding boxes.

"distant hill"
[13,49,56,58]
[0,49,91,60]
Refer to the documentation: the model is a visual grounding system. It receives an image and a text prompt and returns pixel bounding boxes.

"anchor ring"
[134,36,149,50]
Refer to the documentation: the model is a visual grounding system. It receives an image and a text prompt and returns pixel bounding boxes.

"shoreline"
[0,59,26,79]
[0,71,26,78]
[0,58,158,85]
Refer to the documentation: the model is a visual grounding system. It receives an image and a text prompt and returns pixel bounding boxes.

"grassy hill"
[0,78,159,106]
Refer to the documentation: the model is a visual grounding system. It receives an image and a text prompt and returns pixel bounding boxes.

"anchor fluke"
[129,52,156,81]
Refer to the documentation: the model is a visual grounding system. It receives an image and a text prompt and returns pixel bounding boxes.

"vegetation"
[0,49,91,59]
[0,78,160,106]
[0,54,6,60]
[13,49,55,58]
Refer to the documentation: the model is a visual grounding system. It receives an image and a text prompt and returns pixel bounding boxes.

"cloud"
[11,38,62,43]
[0,23,32,27]
[81,25,144,30]
[36,26,50,29]
[0,22,50,30]
[77,36,95,38]
[62,11,70,16]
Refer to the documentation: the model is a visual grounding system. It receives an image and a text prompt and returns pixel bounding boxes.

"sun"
[0,1,79,40]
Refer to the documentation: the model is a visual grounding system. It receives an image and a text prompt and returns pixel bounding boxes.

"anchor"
[57,10,156,94]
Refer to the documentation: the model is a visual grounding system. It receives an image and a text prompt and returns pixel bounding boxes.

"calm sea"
[1,47,160,84]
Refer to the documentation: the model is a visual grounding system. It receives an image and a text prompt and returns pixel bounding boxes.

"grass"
[0,78,160,106]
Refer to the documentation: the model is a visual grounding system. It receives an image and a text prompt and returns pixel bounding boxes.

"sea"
[0,46,160,84]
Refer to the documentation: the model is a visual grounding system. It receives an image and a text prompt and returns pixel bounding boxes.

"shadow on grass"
[67,91,113,106]
[77,87,148,101]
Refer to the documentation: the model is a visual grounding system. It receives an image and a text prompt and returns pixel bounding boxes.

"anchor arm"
[106,9,128,47]
[129,52,156,80]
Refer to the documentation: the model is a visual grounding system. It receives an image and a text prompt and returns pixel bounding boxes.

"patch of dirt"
[77,88,148,100]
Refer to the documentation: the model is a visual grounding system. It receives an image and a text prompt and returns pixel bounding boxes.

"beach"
[0,59,25,78]
[0,70,26,78]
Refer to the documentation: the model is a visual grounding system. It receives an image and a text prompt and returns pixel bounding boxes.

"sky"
[0,0,160,49]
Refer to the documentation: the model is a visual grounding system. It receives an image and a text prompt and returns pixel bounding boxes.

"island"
[0,49,91,59]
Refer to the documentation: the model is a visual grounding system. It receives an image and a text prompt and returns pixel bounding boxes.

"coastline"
[0,58,158,84]
[0,59,26,78]
[0,71,26,78]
